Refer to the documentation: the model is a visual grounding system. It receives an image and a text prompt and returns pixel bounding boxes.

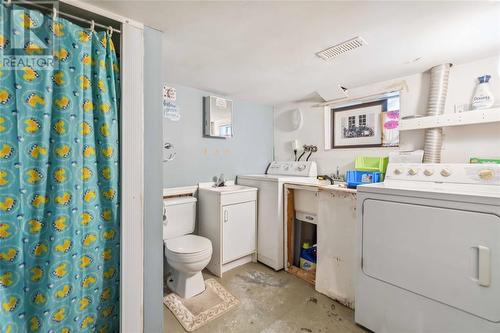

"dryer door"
[362,199,500,322]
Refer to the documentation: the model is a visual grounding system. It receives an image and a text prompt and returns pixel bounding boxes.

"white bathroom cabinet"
[198,184,258,277]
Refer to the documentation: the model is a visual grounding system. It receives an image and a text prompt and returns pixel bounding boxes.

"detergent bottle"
[299,242,317,272]
[472,75,494,109]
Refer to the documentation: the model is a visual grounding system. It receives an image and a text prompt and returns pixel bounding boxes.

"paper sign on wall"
[163,85,180,121]
[382,110,400,146]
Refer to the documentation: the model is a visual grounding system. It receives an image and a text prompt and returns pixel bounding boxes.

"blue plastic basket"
[346,170,382,189]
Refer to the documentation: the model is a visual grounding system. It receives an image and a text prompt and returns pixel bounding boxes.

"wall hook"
[163,142,176,162]
[163,152,176,163]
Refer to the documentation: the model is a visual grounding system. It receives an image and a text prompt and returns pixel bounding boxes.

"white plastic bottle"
[472,75,494,109]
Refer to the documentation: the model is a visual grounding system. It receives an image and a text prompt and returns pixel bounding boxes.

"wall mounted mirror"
[203,96,233,138]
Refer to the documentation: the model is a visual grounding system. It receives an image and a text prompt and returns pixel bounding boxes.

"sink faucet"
[317,174,334,185]
[214,173,226,187]
[330,166,345,182]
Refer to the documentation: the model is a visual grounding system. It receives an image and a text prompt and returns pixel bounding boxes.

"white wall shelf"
[400,108,500,131]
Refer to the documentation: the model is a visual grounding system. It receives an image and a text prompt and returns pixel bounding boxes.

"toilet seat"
[166,234,211,255]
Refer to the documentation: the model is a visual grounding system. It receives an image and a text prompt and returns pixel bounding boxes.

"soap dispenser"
[472,75,494,110]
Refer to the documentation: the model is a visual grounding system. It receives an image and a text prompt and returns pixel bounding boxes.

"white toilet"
[163,196,213,298]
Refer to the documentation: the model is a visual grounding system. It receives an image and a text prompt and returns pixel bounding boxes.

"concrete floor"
[164,262,368,333]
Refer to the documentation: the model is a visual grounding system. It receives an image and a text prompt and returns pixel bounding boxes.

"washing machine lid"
[358,163,500,204]
[238,174,320,184]
[358,181,500,205]
[166,235,211,254]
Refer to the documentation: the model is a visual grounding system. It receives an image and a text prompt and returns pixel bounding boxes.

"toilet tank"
[163,196,197,240]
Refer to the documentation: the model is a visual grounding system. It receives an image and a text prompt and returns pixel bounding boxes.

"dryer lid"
[166,234,211,254]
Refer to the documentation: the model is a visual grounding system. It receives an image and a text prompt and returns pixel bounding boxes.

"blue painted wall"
[163,85,274,188]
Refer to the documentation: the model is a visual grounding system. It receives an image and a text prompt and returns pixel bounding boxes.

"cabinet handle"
[224,209,228,223]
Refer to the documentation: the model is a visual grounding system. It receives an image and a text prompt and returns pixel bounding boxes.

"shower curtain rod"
[5,0,122,33]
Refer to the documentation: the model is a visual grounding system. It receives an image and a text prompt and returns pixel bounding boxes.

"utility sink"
[321,183,348,189]
[320,182,356,192]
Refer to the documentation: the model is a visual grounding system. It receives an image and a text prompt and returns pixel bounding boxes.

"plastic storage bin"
[470,157,500,164]
[355,156,389,173]
[346,170,382,189]
[299,242,317,272]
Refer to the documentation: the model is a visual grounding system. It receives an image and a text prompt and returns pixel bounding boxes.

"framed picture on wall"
[331,100,385,148]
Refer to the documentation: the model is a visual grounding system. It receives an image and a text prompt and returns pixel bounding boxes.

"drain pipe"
[423,63,452,163]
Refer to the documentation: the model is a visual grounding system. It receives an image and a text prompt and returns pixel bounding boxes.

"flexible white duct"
[423,63,452,163]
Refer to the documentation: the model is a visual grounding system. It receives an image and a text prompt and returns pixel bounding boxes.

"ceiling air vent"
[316,36,367,61]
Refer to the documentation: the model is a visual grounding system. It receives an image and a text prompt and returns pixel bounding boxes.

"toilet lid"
[166,235,212,254]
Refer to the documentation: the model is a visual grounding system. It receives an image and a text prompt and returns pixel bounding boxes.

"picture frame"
[331,100,385,149]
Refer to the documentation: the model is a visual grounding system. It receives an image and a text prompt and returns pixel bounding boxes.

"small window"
[386,95,400,112]
[219,125,232,137]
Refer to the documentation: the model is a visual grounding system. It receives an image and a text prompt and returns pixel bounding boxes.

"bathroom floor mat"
[164,279,239,331]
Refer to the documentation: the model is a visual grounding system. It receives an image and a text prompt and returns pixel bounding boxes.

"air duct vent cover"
[316,36,367,61]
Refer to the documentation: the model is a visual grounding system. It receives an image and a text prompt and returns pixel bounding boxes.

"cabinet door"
[223,201,256,264]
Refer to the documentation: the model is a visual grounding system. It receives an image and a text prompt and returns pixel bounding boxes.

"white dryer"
[356,163,500,333]
[237,161,319,270]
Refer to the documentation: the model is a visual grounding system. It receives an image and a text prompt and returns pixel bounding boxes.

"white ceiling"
[89,1,500,105]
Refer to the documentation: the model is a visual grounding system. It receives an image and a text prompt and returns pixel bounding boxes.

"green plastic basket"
[470,157,500,164]
[355,156,389,174]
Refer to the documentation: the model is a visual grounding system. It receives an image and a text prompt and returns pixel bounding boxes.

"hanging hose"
[297,145,309,161]
[305,145,317,162]
[423,63,452,163]
[297,150,306,161]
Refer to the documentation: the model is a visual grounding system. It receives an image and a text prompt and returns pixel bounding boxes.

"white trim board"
[324,106,332,150]
[120,23,145,333]
[400,108,500,131]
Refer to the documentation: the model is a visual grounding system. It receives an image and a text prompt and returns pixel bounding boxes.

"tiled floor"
[164,262,368,333]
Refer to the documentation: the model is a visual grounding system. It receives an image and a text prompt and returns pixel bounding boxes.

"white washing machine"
[237,161,319,270]
[356,163,500,333]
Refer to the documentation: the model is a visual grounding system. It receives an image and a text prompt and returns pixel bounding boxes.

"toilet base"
[167,270,206,299]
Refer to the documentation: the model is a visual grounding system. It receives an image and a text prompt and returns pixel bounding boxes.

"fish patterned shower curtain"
[0,4,120,332]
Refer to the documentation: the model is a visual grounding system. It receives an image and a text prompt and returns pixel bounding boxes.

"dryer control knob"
[440,168,451,177]
[408,168,418,176]
[478,169,495,180]
[394,168,403,175]
[423,169,434,176]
